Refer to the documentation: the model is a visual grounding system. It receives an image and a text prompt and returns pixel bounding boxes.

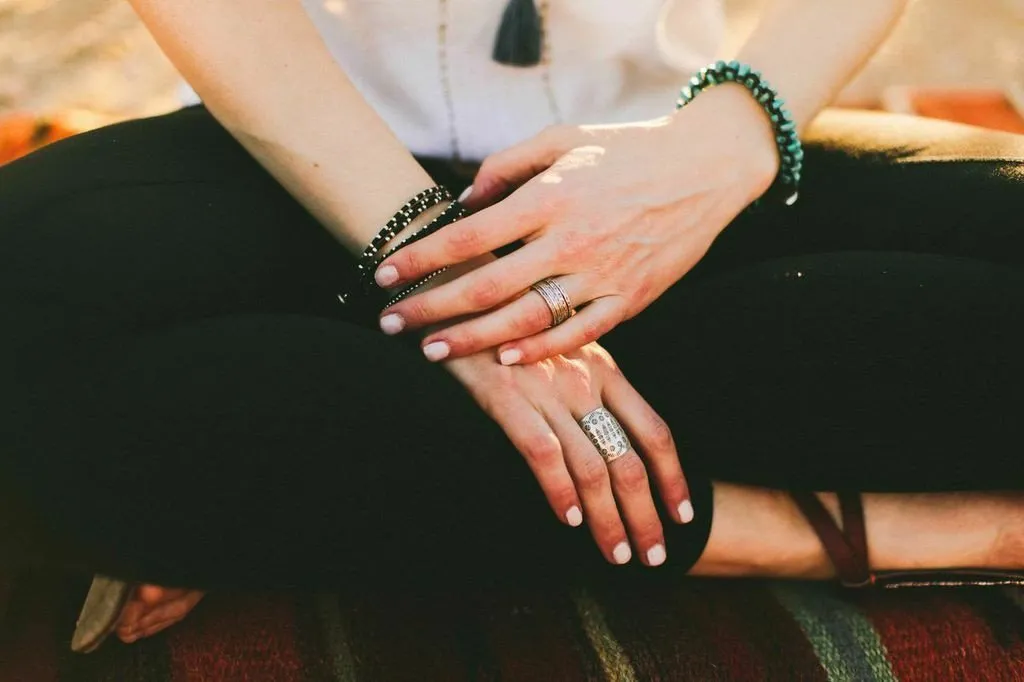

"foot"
[115,585,205,643]
[689,483,1024,579]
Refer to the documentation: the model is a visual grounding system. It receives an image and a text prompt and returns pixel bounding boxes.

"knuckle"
[556,229,588,258]
[646,415,676,453]
[578,456,610,491]
[582,317,610,345]
[613,455,649,493]
[447,225,482,256]
[469,276,503,309]
[521,432,562,468]
[403,295,434,322]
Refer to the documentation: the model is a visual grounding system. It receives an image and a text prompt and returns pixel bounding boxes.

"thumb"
[460,125,575,210]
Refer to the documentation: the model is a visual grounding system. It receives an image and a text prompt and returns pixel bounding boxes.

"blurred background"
[0,0,1022,125]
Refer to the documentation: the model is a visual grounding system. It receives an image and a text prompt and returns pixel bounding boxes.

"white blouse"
[183,0,726,160]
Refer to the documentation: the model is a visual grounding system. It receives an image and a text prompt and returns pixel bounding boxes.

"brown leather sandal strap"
[838,492,869,571]
[790,492,873,587]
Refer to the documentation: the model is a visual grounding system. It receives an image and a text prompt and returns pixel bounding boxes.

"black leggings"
[2,106,1023,590]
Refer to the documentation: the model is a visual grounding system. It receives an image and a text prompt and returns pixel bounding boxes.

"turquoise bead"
[715,59,727,71]
[724,71,735,81]
[779,121,796,132]
[707,72,719,84]
[737,63,750,78]
[727,59,740,70]
[773,96,786,108]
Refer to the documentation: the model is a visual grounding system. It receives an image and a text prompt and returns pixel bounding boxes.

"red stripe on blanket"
[167,593,305,682]
[862,591,1024,682]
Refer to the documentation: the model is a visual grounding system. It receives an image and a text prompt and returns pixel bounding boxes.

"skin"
[113,0,1009,644]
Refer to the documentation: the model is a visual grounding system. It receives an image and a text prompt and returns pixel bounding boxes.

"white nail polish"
[612,542,632,565]
[423,341,450,362]
[379,313,405,335]
[647,544,667,567]
[458,185,474,203]
[566,506,583,527]
[499,348,523,365]
[375,265,399,287]
[678,500,694,524]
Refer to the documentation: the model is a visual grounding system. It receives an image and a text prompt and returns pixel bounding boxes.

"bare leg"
[691,482,1024,578]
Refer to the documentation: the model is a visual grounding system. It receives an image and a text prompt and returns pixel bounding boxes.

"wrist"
[668,83,780,199]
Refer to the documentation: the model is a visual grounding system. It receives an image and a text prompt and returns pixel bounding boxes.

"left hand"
[375,85,780,364]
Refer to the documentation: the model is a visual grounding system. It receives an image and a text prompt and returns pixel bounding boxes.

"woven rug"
[3,570,1024,681]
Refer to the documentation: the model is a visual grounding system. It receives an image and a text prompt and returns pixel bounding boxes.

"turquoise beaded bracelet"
[676,60,803,206]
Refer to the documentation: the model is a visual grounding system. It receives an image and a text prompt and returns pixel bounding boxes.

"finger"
[381,241,555,337]
[115,598,148,637]
[604,449,667,566]
[604,374,692,524]
[496,396,583,527]
[499,297,623,365]
[374,198,539,288]
[547,409,631,565]
[462,125,574,210]
[127,592,205,639]
[136,584,189,606]
[419,275,588,360]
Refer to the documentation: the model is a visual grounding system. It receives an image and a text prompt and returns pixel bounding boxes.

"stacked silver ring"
[579,407,632,463]
[530,278,574,327]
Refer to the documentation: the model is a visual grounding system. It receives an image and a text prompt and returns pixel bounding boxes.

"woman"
[2,0,1024,649]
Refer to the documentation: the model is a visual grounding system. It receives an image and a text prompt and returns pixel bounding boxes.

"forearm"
[732,0,909,131]
[127,0,436,255]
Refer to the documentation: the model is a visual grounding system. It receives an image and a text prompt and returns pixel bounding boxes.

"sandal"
[70,575,135,654]
[791,491,1024,588]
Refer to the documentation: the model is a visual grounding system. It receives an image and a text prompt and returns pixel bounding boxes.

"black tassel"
[492,0,543,67]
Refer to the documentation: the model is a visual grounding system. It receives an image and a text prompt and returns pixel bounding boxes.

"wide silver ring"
[578,407,632,464]
[530,277,574,327]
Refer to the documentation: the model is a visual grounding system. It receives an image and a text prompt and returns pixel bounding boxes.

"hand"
[443,341,693,567]
[375,85,779,365]
[116,585,205,643]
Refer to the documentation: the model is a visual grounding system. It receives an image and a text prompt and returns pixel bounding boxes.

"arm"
[127,0,436,254]
[729,0,911,134]
[370,0,910,363]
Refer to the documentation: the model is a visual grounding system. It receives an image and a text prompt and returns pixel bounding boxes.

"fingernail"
[123,632,138,643]
[678,499,694,524]
[499,348,523,365]
[379,313,405,335]
[458,185,474,203]
[423,341,450,362]
[612,542,632,565]
[375,265,399,287]
[647,544,667,566]
[565,505,583,527]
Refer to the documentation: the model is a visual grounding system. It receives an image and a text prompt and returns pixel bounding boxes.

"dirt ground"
[1,0,1022,124]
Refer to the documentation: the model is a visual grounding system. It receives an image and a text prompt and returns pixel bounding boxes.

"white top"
[182,0,726,160]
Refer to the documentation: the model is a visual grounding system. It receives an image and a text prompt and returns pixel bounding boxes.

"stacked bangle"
[338,186,467,312]
[676,60,803,206]
[354,185,452,282]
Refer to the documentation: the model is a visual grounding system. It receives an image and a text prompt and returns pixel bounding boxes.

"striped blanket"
[3,571,1024,681]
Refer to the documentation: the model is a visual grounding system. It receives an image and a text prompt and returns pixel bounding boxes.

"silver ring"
[578,407,632,464]
[530,278,574,327]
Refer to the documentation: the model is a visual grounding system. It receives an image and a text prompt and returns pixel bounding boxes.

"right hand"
[444,341,693,566]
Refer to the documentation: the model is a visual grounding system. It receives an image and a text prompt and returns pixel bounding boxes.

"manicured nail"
[499,348,523,365]
[612,542,632,565]
[678,499,694,524]
[647,544,667,566]
[566,506,583,527]
[379,313,405,335]
[423,341,450,362]
[458,185,474,203]
[375,265,399,287]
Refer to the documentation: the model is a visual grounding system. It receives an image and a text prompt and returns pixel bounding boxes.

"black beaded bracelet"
[676,60,803,206]
[368,201,466,282]
[355,185,452,280]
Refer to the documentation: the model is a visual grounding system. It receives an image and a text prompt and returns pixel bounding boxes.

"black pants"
[1,106,1023,590]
